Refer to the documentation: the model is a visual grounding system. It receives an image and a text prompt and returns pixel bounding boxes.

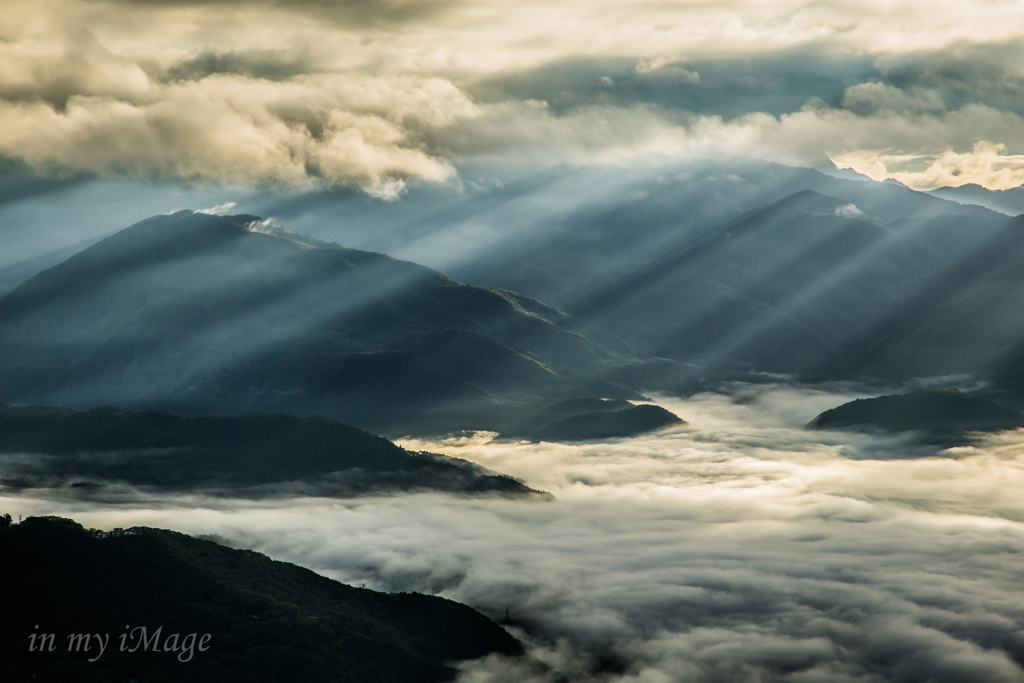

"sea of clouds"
[4,383,1024,682]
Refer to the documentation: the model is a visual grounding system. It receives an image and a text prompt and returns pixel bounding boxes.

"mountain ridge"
[0,401,541,496]
[0,211,646,435]
[807,388,1024,447]
[564,189,1024,387]
[0,514,524,682]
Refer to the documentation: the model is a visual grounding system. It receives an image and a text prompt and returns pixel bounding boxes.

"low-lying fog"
[5,384,1024,682]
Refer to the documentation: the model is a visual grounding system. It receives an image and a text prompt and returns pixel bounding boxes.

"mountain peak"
[0,211,638,434]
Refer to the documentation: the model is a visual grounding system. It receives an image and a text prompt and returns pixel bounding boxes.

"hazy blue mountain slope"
[929,184,1024,216]
[254,160,1000,315]
[994,346,1024,410]
[568,190,1022,383]
[4,167,1019,425]
[0,402,538,495]
[0,515,523,682]
[0,211,641,434]
[835,216,1024,381]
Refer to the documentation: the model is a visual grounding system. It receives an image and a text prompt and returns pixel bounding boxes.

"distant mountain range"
[0,515,523,682]
[0,401,538,496]
[4,162,1024,435]
[928,184,1024,216]
[311,159,1023,402]
[434,159,1003,314]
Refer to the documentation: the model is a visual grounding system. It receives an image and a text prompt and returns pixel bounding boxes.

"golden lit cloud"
[3,0,1024,191]
[832,142,1024,191]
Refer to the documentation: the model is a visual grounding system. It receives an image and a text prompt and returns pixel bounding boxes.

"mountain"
[836,215,1024,384]
[337,159,1003,314]
[503,398,685,442]
[529,404,684,442]
[0,210,645,435]
[0,515,523,682]
[807,389,1024,443]
[0,402,538,496]
[929,184,1024,217]
[567,190,1024,385]
[989,341,1024,412]
[280,159,1017,389]
[6,165,1022,429]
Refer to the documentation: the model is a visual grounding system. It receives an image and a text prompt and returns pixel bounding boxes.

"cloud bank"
[3,1,1024,192]
[5,384,1024,682]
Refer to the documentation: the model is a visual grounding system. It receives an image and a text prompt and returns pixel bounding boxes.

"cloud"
[841,82,946,116]
[835,203,864,218]
[5,384,1024,681]
[5,55,1020,192]
[0,28,153,109]
[0,72,462,196]
[832,141,1024,191]
[3,0,1024,192]
[93,0,457,28]
[636,58,700,84]
[196,201,236,215]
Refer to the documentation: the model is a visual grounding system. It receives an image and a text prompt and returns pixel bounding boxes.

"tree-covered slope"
[0,211,640,434]
[0,401,538,496]
[0,515,523,682]
[503,398,685,442]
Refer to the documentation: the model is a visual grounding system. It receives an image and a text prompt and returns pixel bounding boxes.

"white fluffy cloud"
[5,385,1024,682]
[0,71,464,197]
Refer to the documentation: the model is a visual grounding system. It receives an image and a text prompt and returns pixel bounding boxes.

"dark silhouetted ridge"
[506,399,685,442]
[807,389,1024,439]
[0,515,523,682]
[0,402,540,496]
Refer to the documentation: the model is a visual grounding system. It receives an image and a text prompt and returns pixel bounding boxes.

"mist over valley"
[6,386,1024,682]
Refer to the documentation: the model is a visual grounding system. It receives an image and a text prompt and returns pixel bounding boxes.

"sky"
[4,0,1024,199]
[5,385,1024,682]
